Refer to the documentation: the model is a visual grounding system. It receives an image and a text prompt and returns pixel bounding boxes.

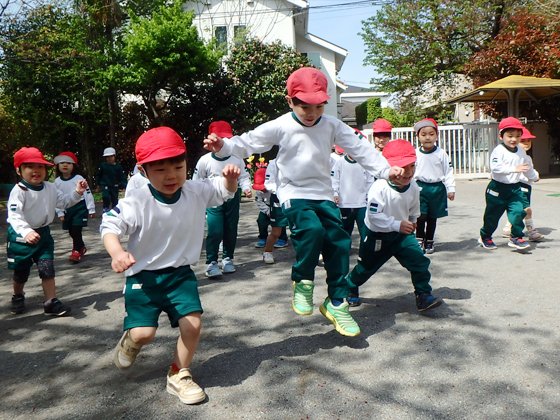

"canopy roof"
[444,75,560,117]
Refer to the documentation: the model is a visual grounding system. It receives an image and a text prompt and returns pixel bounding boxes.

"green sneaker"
[292,280,314,315]
[319,297,361,337]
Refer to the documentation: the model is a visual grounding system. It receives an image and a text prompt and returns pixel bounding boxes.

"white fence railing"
[362,123,500,177]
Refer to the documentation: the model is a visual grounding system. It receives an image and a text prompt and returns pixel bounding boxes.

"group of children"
[5,67,544,405]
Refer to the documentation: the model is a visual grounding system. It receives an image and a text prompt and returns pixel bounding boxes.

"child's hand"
[334,196,340,205]
[244,189,253,198]
[448,192,455,201]
[76,180,88,195]
[204,133,224,153]
[222,164,241,180]
[89,213,96,218]
[515,163,530,173]
[25,230,41,244]
[388,166,405,182]
[59,216,65,222]
[399,220,415,235]
[111,251,136,273]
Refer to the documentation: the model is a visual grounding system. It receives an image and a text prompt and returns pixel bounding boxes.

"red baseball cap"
[413,118,438,134]
[135,127,186,165]
[287,67,330,104]
[252,168,267,191]
[209,121,233,138]
[373,119,392,134]
[521,127,536,139]
[14,147,53,168]
[54,152,78,165]
[499,117,524,133]
[334,145,344,154]
[382,139,417,168]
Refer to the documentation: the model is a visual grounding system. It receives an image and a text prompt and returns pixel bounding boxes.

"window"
[303,52,321,69]
[234,25,247,44]
[214,26,227,49]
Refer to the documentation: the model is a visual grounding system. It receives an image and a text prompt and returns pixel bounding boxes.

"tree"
[117,1,220,126]
[360,0,524,101]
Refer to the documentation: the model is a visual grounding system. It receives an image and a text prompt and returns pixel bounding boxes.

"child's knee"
[179,313,202,336]
[130,326,156,344]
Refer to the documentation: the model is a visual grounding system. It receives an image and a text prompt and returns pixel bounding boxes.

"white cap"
[103,147,116,157]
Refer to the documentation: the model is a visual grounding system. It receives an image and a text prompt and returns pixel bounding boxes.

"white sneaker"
[221,257,235,273]
[263,252,275,264]
[501,226,511,238]
[527,228,544,241]
[205,261,221,278]
[167,367,206,404]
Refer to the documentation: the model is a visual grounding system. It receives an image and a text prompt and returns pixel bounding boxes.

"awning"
[444,75,560,117]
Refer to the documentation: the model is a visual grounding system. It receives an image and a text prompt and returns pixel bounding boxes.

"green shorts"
[123,265,202,330]
[519,183,531,208]
[62,201,89,230]
[270,194,288,228]
[7,226,54,271]
[417,180,448,218]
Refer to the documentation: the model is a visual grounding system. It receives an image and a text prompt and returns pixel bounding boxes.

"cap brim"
[387,156,416,168]
[54,156,76,164]
[252,183,265,191]
[292,91,330,104]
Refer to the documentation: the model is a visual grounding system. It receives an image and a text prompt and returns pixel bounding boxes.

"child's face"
[519,138,532,152]
[500,129,522,150]
[374,133,391,150]
[417,127,438,150]
[392,162,416,187]
[105,155,116,164]
[287,97,325,127]
[17,163,47,186]
[58,162,74,176]
[142,159,187,198]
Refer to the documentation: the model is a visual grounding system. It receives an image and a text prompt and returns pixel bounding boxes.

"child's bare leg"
[129,326,157,345]
[264,227,282,253]
[173,312,201,369]
[13,280,24,296]
[41,278,56,301]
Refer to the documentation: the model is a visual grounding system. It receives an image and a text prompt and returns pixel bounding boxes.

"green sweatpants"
[205,189,241,263]
[282,199,351,299]
[480,180,526,239]
[347,229,432,295]
[340,207,366,241]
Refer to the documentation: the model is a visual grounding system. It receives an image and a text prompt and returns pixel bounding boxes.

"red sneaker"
[69,250,82,263]
[80,246,88,256]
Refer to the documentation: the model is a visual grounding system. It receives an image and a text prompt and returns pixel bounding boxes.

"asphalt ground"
[1,177,560,420]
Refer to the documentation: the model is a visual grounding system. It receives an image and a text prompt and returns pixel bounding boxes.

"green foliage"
[355,98,382,126]
[360,0,523,101]
[222,38,311,132]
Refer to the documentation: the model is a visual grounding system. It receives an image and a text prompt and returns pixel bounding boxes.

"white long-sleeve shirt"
[55,175,95,216]
[365,179,420,233]
[7,181,83,238]
[490,144,539,184]
[331,155,374,209]
[263,159,279,194]
[100,178,234,276]
[255,190,271,215]
[415,146,456,193]
[192,152,251,192]
[218,112,390,205]
[125,172,150,198]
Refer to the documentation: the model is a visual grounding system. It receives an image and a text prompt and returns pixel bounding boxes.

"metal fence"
[362,123,500,177]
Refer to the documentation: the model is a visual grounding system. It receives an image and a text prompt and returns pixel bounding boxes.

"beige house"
[183,0,348,118]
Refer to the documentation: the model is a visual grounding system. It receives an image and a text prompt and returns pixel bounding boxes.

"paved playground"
[1,177,560,420]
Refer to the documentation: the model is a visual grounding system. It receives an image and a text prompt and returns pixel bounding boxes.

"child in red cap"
[372,118,392,152]
[192,121,252,277]
[501,127,544,241]
[100,126,240,405]
[413,118,455,254]
[479,117,539,251]
[54,152,96,263]
[346,140,443,311]
[204,67,403,337]
[7,147,88,316]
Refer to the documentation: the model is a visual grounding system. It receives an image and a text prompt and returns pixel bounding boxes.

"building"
[184,0,348,118]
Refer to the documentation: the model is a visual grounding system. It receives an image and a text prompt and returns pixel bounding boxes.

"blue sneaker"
[255,239,266,248]
[221,257,235,273]
[508,237,530,250]
[274,239,288,248]
[205,261,221,278]
[416,292,443,311]
[478,237,497,250]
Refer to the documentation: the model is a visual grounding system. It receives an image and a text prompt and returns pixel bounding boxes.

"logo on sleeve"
[369,203,379,213]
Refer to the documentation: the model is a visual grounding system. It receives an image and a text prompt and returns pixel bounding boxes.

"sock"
[171,363,180,374]
[331,298,343,307]
[524,218,534,230]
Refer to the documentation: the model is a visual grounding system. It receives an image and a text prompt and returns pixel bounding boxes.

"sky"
[307,0,382,89]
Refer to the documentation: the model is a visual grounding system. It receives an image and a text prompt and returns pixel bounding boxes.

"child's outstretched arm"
[76,179,88,195]
[222,164,241,192]
[103,232,136,273]
[388,166,405,181]
[204,133,224,153]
